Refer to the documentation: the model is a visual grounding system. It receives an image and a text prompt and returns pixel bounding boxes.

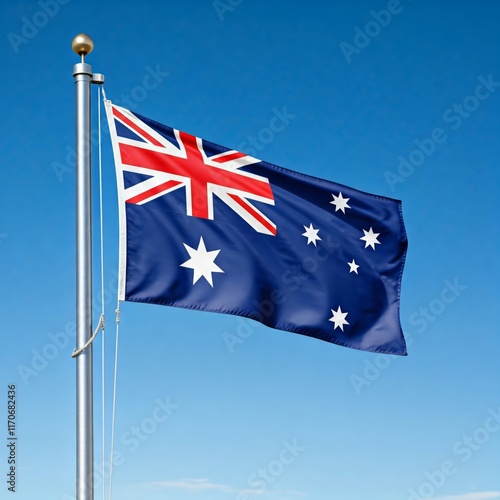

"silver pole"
[71,33,98,500]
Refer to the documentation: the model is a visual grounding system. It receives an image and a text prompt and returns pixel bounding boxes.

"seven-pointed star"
[360,227,381,250]
[348,259,359,274]
[180,236,224,287]
[330,192,351,213]
[329,306,349,331]
[302,223,322,246]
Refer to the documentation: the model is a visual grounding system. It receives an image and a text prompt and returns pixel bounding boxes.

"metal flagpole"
[72,33,104,500]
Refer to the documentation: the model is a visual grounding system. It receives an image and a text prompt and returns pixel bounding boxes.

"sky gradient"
[1,1,499,499]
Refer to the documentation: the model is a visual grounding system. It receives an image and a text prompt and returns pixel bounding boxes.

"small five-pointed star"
[180,236,224,286]
[302,223,322,246]
[360,227,381,250]
[329,306,349,331]
[348,259,359,274]
[330,192,351,213]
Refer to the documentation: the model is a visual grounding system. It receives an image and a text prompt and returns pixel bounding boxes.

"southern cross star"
[360,227,381,250]
[348,259,359,274]
[180,236,224,286]
[329,306,349,331]
[330,192,351,213]
[302,223,322,246]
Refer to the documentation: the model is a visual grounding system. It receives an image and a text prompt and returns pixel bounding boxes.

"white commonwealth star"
[180,236,224,287]
[348,259,359,274]
[302,223,322,246]
[330,192,351,213]
[329,306,349,331]
[360,227,381,250]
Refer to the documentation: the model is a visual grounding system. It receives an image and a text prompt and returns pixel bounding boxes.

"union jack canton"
[106,101,408,355]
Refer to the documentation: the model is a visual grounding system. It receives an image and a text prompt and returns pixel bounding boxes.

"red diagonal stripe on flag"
[126,179,183,205]
[227,193,277,236]
[212,151,247,163]
[113,107,163,148]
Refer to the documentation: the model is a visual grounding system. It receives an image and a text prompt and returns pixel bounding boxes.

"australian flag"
[106,102,408,355]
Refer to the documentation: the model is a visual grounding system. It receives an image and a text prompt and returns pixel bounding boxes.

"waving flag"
[106,102,408,355]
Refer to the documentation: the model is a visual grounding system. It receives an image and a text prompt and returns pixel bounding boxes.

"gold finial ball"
[72,33,94,56]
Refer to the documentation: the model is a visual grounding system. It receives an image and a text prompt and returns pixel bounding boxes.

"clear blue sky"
[1,1,499,499]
